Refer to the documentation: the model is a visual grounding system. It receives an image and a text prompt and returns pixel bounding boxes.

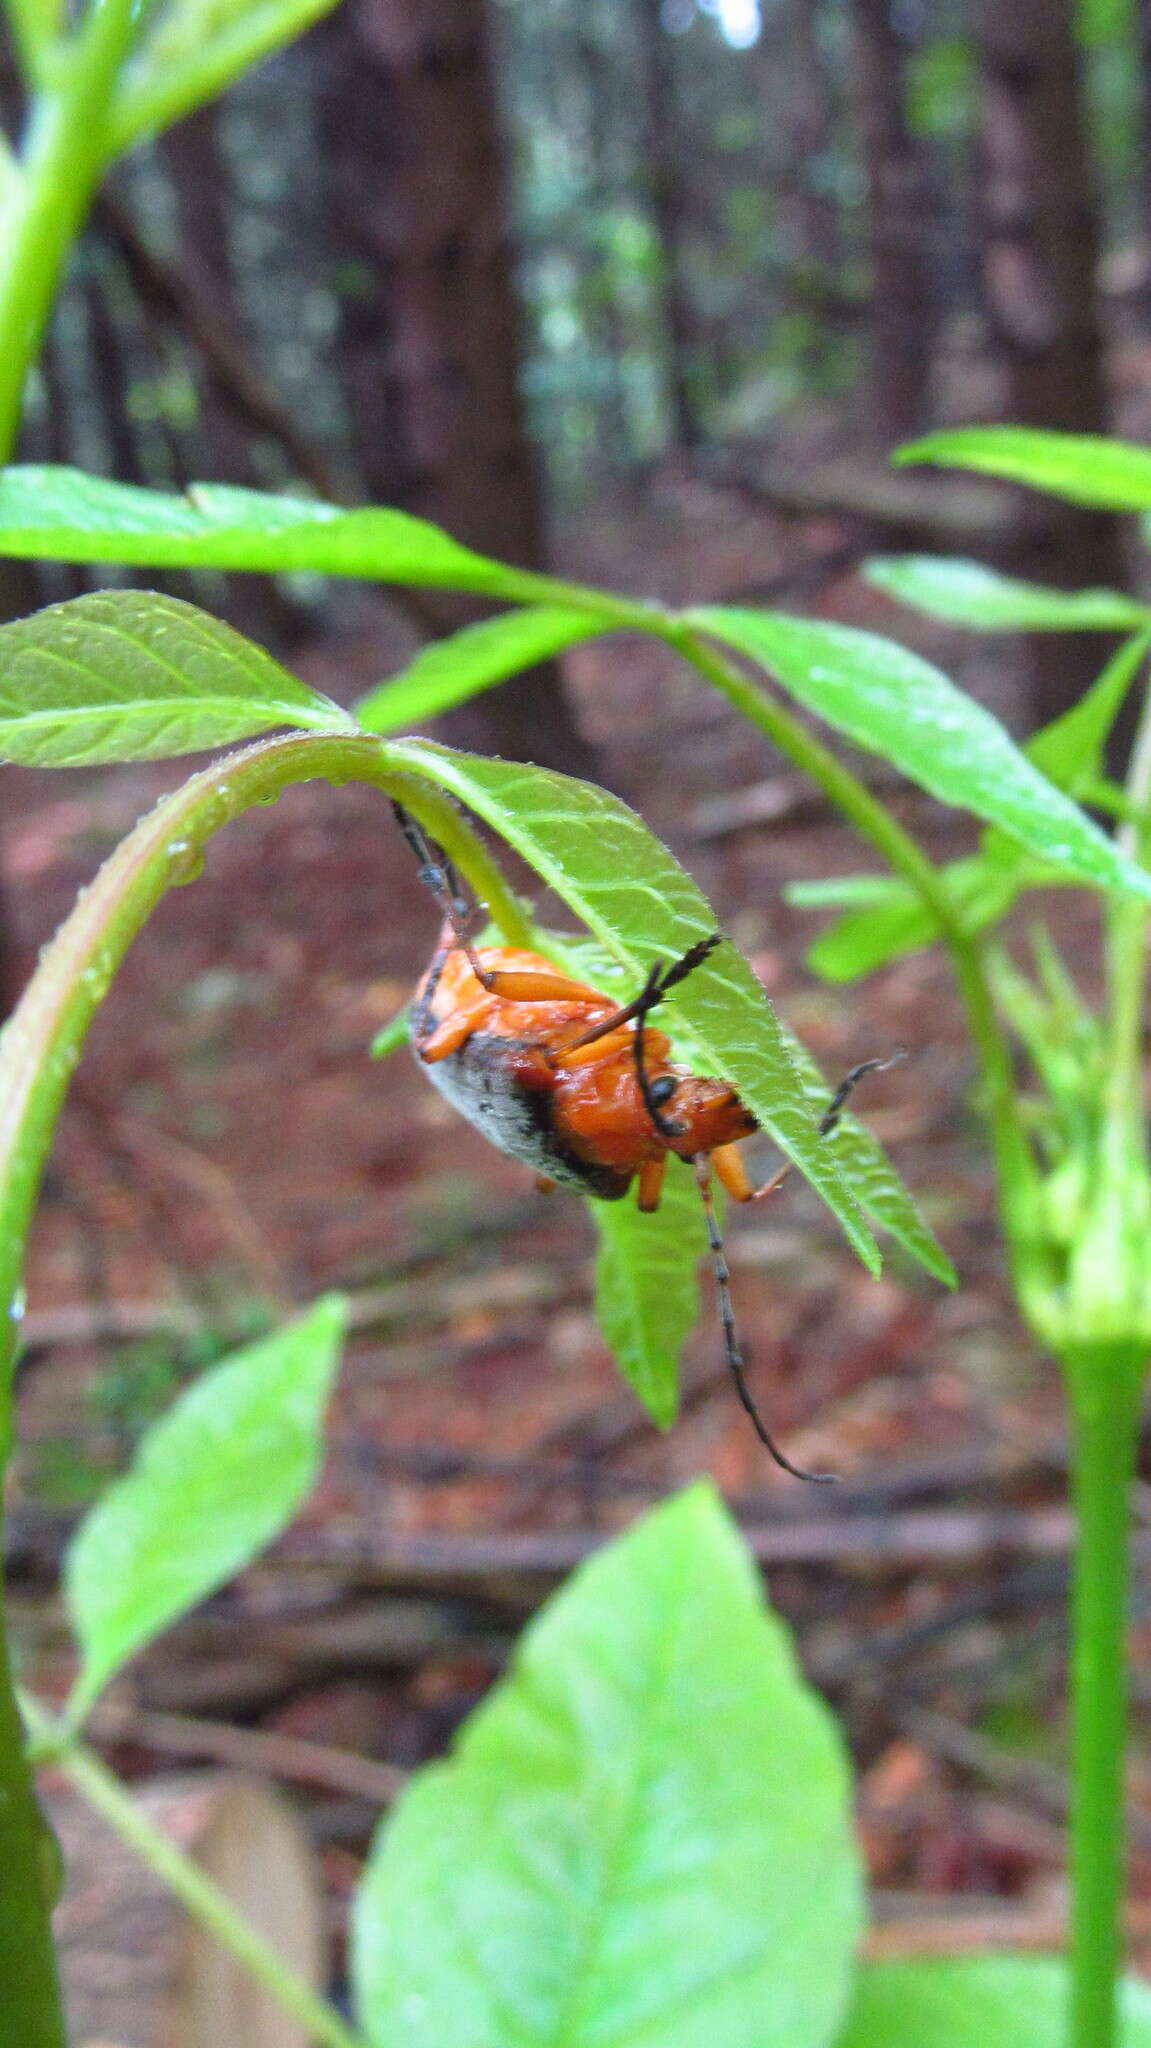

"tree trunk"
[976,0,1128,732]
[316,0,597,776]
[751,0,842,301]
[1140,0,1151,280]
[849,0,937,445]
[159,105,302,648]
[634,0,698,451]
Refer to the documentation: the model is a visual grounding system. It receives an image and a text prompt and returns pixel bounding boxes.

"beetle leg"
[637,1156,666,1212]
[393,800,497,993]
[550,1027,634,1069]
[409,915,461,1056]
[480,964,604,1003]
[417,1003,488,1063]
[558,934,722,1055]
[392,802,473,929]
[711,1141,757,1203]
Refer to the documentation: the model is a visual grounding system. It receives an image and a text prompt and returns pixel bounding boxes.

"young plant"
[0,0,344,465]
[1,442,1150,2047]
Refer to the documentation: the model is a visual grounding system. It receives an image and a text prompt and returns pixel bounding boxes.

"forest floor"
[6,460,1151,1999]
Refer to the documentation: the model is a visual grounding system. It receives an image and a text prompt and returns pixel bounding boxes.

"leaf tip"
[890,438,931,468]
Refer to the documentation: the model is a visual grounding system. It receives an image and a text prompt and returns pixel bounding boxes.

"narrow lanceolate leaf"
[352,1484,864,2048]
[0,591,353,765]
[895,426,1151,512]
[355,606,605,733]
[865,555,1150,631]
[370,1004,412,1061]
[792,635,1151,987]
[688,606,1151,903]
[792,850,1047,983]
[111,0,343,151]
[592,1156,711,1426]
[540,929,947,1299]
[64,1296,346,1725]
[0,467,551,600]
[838,1958,1151,2047]
[1026,630,1151,792]
[386,739,880,1273]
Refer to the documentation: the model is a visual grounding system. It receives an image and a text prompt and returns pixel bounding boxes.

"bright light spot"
[711,0,761,45]
[662,0,761,46]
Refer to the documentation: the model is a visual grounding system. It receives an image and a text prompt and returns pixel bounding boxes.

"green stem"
[0,1665,66,2047]
[664,621,1047,1292]
[23,1705,368,2048]
[1065,1356,1145,2048]
[0,9,146,2032]
[0,734,527,2044]
[0,0,139,457]
[1102,660,1151,1166]
[0,730,531,1407]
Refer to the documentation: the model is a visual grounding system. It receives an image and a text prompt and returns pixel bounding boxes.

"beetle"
[395,803,891,1480]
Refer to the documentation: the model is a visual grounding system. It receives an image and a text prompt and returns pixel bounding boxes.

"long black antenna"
[630,935,722,1138]
[817,1054,903,1137]
[692,1154,836,1485]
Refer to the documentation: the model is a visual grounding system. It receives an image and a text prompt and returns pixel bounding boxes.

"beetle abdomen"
[413,1031,632,1200]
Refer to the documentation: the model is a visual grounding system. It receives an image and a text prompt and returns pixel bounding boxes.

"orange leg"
[479,965,603,1003]
[550,1028,635,1069]
[637,1157,666,1213]
[418,997,492,1063]
[711,1140,790,1204]
[555,936,720,1056]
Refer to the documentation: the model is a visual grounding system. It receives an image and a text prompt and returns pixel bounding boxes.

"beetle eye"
[649,1076,678,1107]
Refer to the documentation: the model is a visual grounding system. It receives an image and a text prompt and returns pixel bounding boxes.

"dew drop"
[165,838,205,884]
[79,963,110,1000]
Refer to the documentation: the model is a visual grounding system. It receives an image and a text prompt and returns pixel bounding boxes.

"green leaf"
[794,634,1151,985]
[352,1482,864,2048]
[0,590,352,765]
[793,876,939,983]
[796,851,1046,983]
[355,607,605,733]
[110,0,343,150]
[387,739,881,1273]
[64,1296,346,1724]
[865,554,1150,630]
[780,1030,955,1286]
[688,606,1151,903]
[592,1155,711,1426]
[837,1958,1151,2047]
[784,877,899,912]
[369,1004,412,1061]
[1027,630,1151,791]
[794,636,1150,982]
[0,467,546,599]
[895,426,1151,512]
[541,927,948,1291]
[3,0,60,82]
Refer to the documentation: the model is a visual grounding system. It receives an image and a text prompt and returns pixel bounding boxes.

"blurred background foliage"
[9,0,1150,609]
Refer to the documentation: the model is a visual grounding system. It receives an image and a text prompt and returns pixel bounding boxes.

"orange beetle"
[397,803,888,1479]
